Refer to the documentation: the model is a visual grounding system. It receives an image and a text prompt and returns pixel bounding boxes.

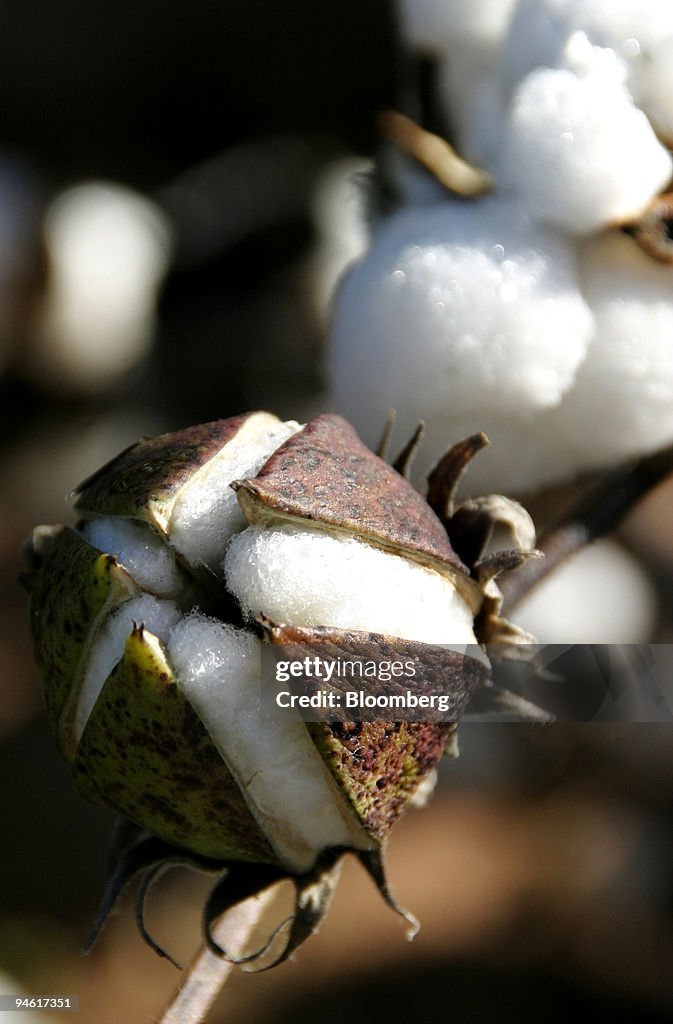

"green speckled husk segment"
[235,414,480,609]
[261,620,487,842]
[74,413,254,530]
[72,627,278,864]
[309,720,448,842]
[29,526,136,755]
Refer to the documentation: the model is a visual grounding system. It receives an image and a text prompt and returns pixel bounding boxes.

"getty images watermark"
[261,644,673,723]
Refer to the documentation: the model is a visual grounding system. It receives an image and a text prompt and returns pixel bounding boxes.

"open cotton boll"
[503,0,673,138]
[309,157,371,323]
[633,37,673,140]
[497,49,673,234]
[399,0,516,167]
[168,613,367,872]
[30,183,173,394]
[168,416,302,571]
[80,518,184,598]
[328,196,593,451]
[514,539,656,643]
[75,595,181,744]
[225,523,478,647]
[553,231,673,469]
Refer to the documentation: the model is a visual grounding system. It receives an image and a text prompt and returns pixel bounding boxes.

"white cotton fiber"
[75,595,181,743]
[168,613,366,871]
[309,157,371,322]
[514,539,656,643]
[502,0,673,138]
[328,196,593,451]
[398,0,516,55]
[81,517,184,597]
[497,46,672,233]
[553,231,673,468]
[224,523,478,647]
[168,414,302,571]
[405,231,673,495]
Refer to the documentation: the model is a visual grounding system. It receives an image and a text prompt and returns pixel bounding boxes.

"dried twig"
[501,442,673,613]
[158,890,277,1024]
[379,111,494,197]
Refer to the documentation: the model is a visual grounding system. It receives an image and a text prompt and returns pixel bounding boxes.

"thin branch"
[158,890,277,1024]
[500,442,673,614]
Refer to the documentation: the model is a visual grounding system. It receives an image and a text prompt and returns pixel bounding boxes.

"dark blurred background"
[3,3,673,1022]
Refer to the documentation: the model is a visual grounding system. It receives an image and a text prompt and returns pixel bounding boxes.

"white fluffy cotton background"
[329,196,593,470]
[326,0,673,495]
[553,232,673,467]
[497,39,672,233]
[501,0,673,139]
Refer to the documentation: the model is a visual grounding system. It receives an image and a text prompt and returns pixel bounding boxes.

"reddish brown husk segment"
[234,414,481,608]
[75,413,255,528]
[261,619,489,841]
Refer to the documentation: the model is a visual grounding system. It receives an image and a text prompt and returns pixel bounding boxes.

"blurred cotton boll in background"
[326,0,673,498]
[513,539,657,644]
[328,195,594,489]
[26,182,173,395]
[501,0,673,140]
[398,0,517,167]
[497,37,672,234]
[0,972,50,1024]
[308,156,372,324]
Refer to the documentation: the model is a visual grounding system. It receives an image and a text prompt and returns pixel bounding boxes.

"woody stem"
[500,442,673,614]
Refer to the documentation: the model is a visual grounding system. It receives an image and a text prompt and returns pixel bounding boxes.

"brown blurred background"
[3,3,673,1022]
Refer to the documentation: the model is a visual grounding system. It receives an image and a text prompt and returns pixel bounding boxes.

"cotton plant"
[26,408,550,1000]
[329,2,673,500]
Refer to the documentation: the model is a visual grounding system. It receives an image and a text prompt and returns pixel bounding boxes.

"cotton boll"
[571,0,673,139]
[514,539,657,643]
[29,182,173,394]
[80,518,184,598]
[225,523,479,647]
[630,35,673,140]
[553,231,673,469]
[503,0,673,139]
[405,0,516,167]
[168,613,367,871]
[328,196,593,460]
[75,595,181,742]
[168,416,302,571]
[309,157,371,323]
[497,51,672,233]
